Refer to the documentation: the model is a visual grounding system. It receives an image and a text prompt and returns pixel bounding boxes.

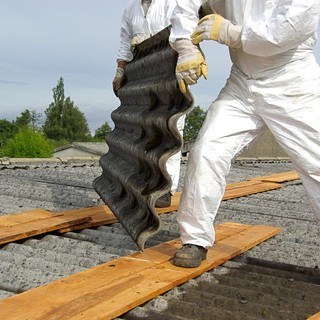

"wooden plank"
[0,209,62,227]
[0,207,116,240]
[58,193,181,233]
[56,206,117,233]
[0,223,281,320]
[0,215,92,245]
[102,225,281,320]
[0,194,179,242]
[57,211,117,233]
[250,170,299,183]
[214,222,252,241]
[223,182,282,200]
[225,180,265,190]
[308,312,320,320]
[0,171,285,244]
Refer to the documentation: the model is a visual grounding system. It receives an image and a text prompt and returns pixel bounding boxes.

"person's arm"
[169,0,208,94]
[117,7,134,62]
[113,7,133,96]
[169,0,203,42]
[241,1,320,57]
[191,1,320,57]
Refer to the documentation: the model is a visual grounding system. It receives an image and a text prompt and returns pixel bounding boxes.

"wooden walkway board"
[0,209,63,227]
[225,180,267,190]
[308,312,320,320]
[56,206,119,233]
[57,193,181,233]
[250,170,299,183]
[0,222,281,320]
[0,195,180,245]
[223,181,282,200]
[0,170,292,246]
[0,214,92,245]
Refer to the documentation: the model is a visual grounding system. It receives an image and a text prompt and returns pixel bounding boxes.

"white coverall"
[169,0,320,248]
[117,0,186,194]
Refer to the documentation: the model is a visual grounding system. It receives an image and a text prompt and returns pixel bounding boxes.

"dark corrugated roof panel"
[93,27,193,251]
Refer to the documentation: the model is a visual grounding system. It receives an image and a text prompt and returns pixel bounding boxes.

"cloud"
[0,79,27,85]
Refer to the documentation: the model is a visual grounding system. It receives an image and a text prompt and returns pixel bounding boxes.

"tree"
[183,105,207,142]
[93,121,112,141]
[15,109,43,131]
[0,110,43,156]
[0,119,18,149]
[3,126,54,158]
[15,110,31,128]
[43,77,91,142]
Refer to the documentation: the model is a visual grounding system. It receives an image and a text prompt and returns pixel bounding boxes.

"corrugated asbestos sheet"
[200,0,225,17]
[93,27,193,251]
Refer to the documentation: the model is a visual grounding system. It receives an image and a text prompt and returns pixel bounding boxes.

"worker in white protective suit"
[169,0,320,268]
[113,0,186,208]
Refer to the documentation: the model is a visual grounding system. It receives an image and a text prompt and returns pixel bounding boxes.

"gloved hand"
[191,14,242,48]
[170,39,208,94]
[131,35,149,53]
[112,67,125,96]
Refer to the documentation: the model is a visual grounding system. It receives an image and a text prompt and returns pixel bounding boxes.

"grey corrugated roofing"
[0,158,319,319]
[54,142,109,156]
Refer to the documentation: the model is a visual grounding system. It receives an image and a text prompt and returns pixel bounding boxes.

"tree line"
[0,77,207,158]
[0,77,112,158]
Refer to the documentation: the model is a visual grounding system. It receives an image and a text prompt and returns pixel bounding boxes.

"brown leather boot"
[173,244,208,268]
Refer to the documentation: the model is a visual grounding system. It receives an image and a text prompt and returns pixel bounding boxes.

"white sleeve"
[169,0,203,42]
[242,1,320,56]
[116,8,134,62]
[166,0,177,22]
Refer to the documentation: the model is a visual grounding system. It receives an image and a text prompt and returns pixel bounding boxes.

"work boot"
[173,244,208,268]
[155,192,171,208]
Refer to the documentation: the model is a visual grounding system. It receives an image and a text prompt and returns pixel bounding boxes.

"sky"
[1,1,320,135]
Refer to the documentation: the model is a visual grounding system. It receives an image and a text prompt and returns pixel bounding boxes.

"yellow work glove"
[170,39,208,94]
[131,35,150,53]
[112,67,126,96]
[192,14,242,48]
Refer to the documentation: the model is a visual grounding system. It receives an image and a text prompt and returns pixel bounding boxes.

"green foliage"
[43,77,91,142]
[0,119,18,149]
[3,126,54,158]
[93,121,112,141]
[183,105,207,142]
[15,110,31,127]
[0,110,44,156]
[16,109,42,131]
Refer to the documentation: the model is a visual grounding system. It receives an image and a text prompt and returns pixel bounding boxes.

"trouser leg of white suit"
[177,70,266,249]
[178,58,320,249]
[166,114,186,194]
[253,56,320,222]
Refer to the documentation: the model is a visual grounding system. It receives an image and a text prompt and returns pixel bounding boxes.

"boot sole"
[172,257,202,268]
[173,252,207,268]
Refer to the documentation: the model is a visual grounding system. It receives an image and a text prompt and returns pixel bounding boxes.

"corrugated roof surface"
[0,159,319,319]
[54,142,109,156]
